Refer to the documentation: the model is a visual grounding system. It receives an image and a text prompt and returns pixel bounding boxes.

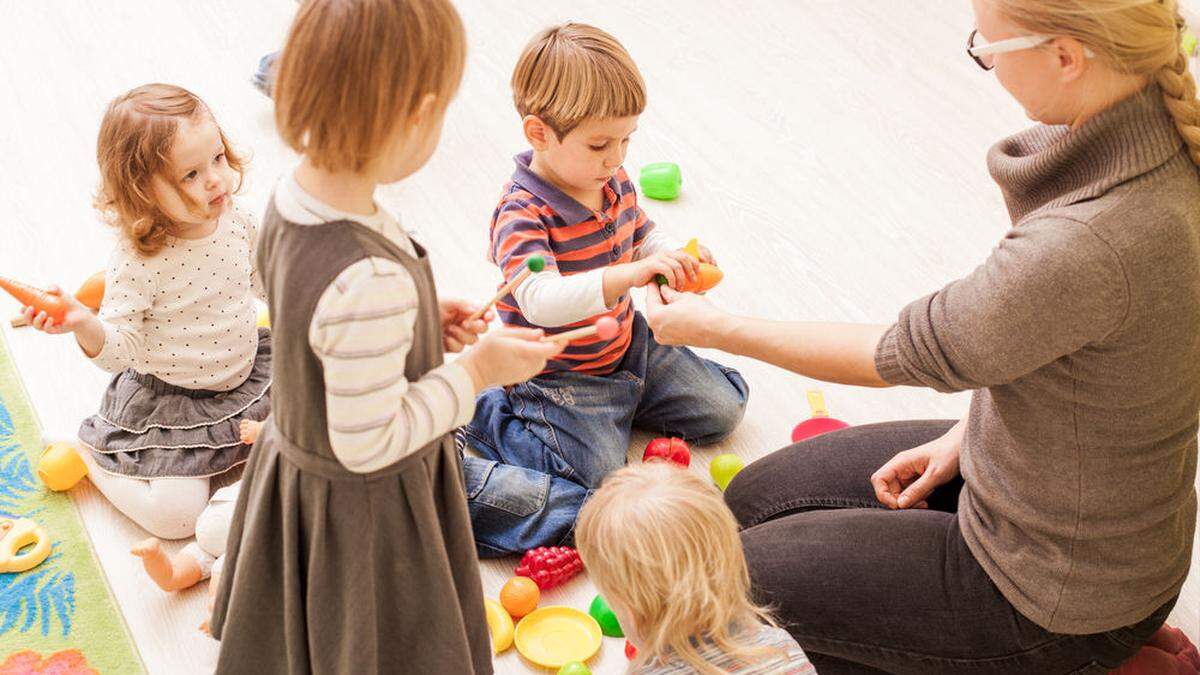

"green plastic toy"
[588,594,624,638]
[710,453,746,492]
[1184,28,1197,57]
[557,662,592,675]
[640,162,682,200]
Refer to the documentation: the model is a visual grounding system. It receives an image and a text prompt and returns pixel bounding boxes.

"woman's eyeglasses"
[966,29,1052,70]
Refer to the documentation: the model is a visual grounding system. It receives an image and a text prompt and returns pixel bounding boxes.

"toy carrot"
[654,238,724,293]
[9,272,104,328]
[0,277,69,325]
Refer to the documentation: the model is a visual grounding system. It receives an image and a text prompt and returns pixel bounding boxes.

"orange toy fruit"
[500,576,540,619]
[73,271,106,310]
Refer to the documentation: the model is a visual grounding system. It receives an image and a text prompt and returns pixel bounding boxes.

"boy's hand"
[22,286,95,335]
[439,298,491,353]
[696,244,716,266]
[457,326,565,391]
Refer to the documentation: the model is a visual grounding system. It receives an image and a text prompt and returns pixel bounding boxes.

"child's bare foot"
[131,538,202,591]
[239,419,263,445]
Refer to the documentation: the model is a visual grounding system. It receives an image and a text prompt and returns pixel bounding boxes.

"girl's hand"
[870,429,963,509]
[22,286,94,335]
[644,285,728,348]
[439,298,491,353]
[458,326,565,390]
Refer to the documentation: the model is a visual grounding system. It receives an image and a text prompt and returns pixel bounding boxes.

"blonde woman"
[646,0,1200,672]
[576,462,815,674]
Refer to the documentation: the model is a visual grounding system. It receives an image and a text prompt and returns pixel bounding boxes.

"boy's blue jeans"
[461,312,749,557]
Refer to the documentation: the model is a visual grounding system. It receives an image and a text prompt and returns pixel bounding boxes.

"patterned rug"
[0,331,143,673]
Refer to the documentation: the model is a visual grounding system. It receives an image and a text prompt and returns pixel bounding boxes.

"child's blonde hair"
[512,22,646,139]
[95,83,246,256]
[576,462,779,674]
[995,0,1200,165]
[274,0,466,173]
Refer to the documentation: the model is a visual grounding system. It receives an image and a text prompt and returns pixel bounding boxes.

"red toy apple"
[642,437,691,467]
[790,390,850,443]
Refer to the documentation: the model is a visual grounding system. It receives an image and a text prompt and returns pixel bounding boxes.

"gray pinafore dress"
[210,203,491,674]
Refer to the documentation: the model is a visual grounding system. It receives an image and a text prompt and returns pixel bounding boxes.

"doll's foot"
[239,419,263,445]
[131,538,201,591]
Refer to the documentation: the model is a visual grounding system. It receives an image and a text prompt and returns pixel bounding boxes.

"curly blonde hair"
[94,83,246,256]
[995,0,1200,165]
[575,462,782,674]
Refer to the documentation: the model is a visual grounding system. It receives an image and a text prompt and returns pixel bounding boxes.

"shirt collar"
[512,151,619,226]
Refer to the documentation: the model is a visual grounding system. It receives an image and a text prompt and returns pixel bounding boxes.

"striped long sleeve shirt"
[490,151,679,374]
[275,172,475,474]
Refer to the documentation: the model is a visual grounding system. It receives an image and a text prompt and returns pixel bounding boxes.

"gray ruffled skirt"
[78,329,272,479]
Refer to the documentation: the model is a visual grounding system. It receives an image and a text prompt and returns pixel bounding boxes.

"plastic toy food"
[625,640,637,660]
[639,162,682,200]
[791,390,850,443]
[11,272,105,328]
[500,576,540,619]
[484,598,514,654]
[0,277,68,324]
[654,238,723,293]
[557,662,591,675]
[709,453,746,492]
[587,594,624,638]
[514,546,584,590]
[37,442,88,492]
[0,518,51,573]
[642,437,691,468]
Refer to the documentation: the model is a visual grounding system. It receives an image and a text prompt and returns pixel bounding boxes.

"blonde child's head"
[274,0,466,179]
[95,83,246,256]
[576,462,778,674]
[978,0,1200,164]
[512,23,646,195]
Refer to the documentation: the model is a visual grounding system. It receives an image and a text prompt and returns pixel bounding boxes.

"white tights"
[77,447,211,540]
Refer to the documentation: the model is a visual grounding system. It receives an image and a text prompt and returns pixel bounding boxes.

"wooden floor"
[2,1,1197,672]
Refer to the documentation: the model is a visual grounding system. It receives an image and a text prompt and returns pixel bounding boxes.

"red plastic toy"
[514,546,584,590]
[625,640,637,660]
[642,437,691,468]
[791,390,850,443]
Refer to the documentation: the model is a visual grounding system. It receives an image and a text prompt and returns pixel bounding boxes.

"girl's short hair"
[511,23,646,139]
[576,462,780,674]
[95,83,246,257]
[273,0,466,173]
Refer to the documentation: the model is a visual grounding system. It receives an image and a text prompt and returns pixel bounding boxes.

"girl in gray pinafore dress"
[210,203,490,674]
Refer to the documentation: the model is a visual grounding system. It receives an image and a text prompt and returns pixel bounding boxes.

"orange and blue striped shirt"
[489,151,656,374]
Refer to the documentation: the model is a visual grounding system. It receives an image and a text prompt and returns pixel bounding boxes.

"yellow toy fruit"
[484,598,514,654]
[255,304,271,329]
[37,442,88,492]
[500,576,540,619]
[0,518,51,573]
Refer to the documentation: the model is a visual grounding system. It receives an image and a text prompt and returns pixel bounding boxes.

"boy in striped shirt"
[460,23,749,556]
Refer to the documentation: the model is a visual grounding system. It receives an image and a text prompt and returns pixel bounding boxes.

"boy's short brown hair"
[274,0,466,172]
[511,23,646,139]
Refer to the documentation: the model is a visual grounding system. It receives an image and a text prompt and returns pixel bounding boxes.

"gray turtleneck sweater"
[876,85,1200,634]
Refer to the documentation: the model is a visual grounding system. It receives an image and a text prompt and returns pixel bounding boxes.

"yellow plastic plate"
[513,606,602,669]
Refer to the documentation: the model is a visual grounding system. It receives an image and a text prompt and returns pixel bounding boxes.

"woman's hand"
[870,421,965,509]
[644,284,729,347]
[439,298,491,353]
